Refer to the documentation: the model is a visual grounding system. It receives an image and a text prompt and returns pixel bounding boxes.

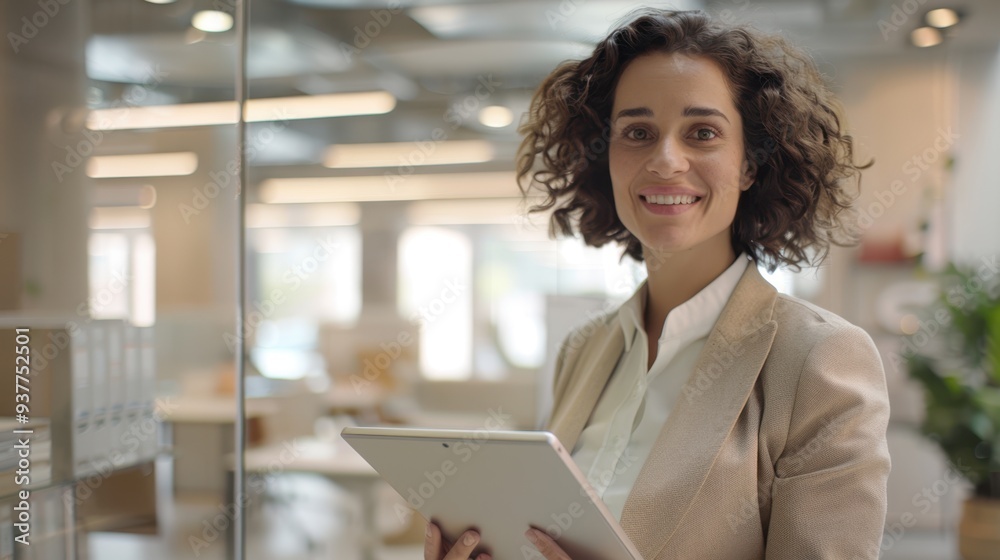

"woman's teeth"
[643,195,700,205]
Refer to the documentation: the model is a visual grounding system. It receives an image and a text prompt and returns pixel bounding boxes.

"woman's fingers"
[424,522,491,560]
[424,521,443,560]
[526,528,572,560]
[443,528,482,560]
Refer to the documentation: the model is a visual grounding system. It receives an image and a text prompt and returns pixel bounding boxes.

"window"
[398,216,643,379]
[88,229,155,327]
[398,227,474,380]
[250,226,361,325]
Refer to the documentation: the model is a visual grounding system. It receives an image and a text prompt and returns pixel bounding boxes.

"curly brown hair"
[516,8,871,273]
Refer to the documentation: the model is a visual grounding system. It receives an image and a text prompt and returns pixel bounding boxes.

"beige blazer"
[545,262,891,560]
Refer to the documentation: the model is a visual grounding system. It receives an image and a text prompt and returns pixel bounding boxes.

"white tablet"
[341,426,641,560]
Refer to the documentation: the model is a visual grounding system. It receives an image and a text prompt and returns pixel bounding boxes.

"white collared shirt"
[570,253,750,521]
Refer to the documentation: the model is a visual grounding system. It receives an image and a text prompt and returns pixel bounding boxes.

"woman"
[426,9,890,560]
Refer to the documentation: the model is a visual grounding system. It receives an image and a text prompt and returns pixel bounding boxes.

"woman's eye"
[694,128,718,141]
[625,127,650,141]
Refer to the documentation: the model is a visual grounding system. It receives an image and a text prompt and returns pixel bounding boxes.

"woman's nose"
[645,137,690,177]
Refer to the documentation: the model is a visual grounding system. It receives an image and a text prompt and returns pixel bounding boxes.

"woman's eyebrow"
[613,105,730,124]
[612,107,653,122]
[683,105,730,124]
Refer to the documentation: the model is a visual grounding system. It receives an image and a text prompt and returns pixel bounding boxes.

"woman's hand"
[424,522,491,560]
[525,528,573,560]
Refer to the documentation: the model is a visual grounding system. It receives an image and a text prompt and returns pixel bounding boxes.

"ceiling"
[85,0,1000,172]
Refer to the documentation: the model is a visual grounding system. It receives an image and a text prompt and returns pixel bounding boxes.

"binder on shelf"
[70,325,91,476]
[107,320,126,464]
[122,322,143,466]
[86,321,109,476]
[0,314,160,558]
[139,325,158,460]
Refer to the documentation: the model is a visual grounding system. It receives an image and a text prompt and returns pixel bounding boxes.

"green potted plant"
[905,261,1000,559]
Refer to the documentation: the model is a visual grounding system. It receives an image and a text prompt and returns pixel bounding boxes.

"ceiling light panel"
[324,140,495,168]
[478,106,514,128]
[87,91,396,130]
[87,152,198,178]
[911,26,943,47]
[259,171,519,203]
[925,8,960,28]
[192,11,234,33]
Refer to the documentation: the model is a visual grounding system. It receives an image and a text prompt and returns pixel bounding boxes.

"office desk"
[234,436,382,560]
[161,396,276,496]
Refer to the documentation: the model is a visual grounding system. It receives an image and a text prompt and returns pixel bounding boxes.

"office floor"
[86,459,424,560]
[86,461,959,560]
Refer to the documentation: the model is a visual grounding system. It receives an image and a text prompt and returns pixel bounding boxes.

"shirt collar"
[619,252,751,352]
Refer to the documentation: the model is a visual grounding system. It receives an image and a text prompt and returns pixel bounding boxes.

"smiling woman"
[422,8,891,560]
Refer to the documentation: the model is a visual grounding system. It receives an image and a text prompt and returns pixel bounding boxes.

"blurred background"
[1,0,999,559]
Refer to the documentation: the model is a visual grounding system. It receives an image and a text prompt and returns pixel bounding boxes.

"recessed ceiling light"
[87,152,198,178]
[324,140,494,168]
[911,26,942,48]
[86,91,396,130]
[925,8,960,28]
[478,106,513,128]
[259,171,519,203]
[144,0,178,4]
[192,11,233,33]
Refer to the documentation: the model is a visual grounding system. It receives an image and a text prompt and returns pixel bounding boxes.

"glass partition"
[1,0,240,558]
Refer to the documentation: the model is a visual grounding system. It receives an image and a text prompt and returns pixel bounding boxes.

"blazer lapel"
[548,319,625,452]
[619,263,778,560]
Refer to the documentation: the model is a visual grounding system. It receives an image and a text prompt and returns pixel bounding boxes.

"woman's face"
[609,52,753,261]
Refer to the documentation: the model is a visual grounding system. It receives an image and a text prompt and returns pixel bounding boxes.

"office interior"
[1,0,999,559]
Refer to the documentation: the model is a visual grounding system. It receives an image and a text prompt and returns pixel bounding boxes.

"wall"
[0,2,90,313]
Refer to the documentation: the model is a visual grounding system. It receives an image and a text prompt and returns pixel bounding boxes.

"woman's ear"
[739,159,755,192]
